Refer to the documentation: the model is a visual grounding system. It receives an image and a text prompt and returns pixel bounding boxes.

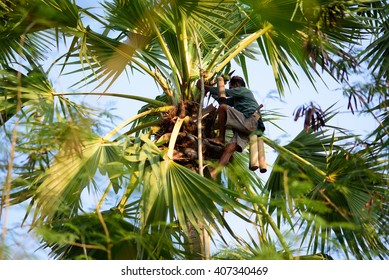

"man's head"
[229,76,246,88]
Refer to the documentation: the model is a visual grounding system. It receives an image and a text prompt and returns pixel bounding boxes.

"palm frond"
[263,126,388,259]
[0,62,93,128]
[28,136,123,223]
[0,0,80,68]
[122,133,246,242]
[359,0,389,80]
[38,209,182,259]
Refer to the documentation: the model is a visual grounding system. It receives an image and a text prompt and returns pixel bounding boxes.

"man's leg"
[210,142,237,179]
[209,103,227,145]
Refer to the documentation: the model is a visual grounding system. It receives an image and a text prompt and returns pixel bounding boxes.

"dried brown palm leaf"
[293,102,326,132]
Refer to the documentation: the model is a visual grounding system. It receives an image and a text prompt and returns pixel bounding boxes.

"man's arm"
[196,79,211,92]
[196,79,218,98]
[195,79,233,105]
[224,87,249,98]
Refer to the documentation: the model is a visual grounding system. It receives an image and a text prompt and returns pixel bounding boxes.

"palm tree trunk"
[186,221,208,260]
[202,226,210,260]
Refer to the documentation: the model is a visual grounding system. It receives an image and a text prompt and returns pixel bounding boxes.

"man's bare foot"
[210,169,217,180]
[204,165,217,180]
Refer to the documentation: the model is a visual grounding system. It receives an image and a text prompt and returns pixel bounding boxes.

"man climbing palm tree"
[197,76,263,179]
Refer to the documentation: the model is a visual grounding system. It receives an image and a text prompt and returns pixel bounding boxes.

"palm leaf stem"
[257,203,293,259]
[52,92,167,107]
[117,175,138,213]
[97,182,112,212]
[124,120,161,137]
[207,17,251,72]
[246,185,268,244]
[167,117,185,159]
[103,106,173,141]
[148,17,182,94]
[1,86,20,261]
[262,136,327,178]
[175,9,190,95]
[210,23,273,75]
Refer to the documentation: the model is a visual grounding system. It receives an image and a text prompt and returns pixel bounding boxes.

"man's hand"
[195,79,202,90]
[196,79,210,93]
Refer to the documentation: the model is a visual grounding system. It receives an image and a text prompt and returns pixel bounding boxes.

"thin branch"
[1,21,36,260]
[194,33,205,177]
[96,206,112,260]
[194,32,211,260]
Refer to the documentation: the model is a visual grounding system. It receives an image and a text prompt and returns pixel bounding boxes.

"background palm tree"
[1,0,388,259]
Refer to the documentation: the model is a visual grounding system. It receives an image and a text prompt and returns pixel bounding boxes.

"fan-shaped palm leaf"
[262,127,388,259]
[123,133,245,239]
[39,209,181,260]
[28,135,123,223]
[0,0,80,68]
[359,0,389,80]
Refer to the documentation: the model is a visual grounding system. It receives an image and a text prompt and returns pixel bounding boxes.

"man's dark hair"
[229,76,246,87]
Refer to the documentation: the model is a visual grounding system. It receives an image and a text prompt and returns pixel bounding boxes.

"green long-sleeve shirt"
[209,86,259,118]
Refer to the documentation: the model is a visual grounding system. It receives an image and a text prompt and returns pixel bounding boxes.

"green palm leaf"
[263,127,388,259]
[0,0,80,67]
[123,133,243,240]
[39,209,181,259]
[29,136,122,223]
[359,0,389,80]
